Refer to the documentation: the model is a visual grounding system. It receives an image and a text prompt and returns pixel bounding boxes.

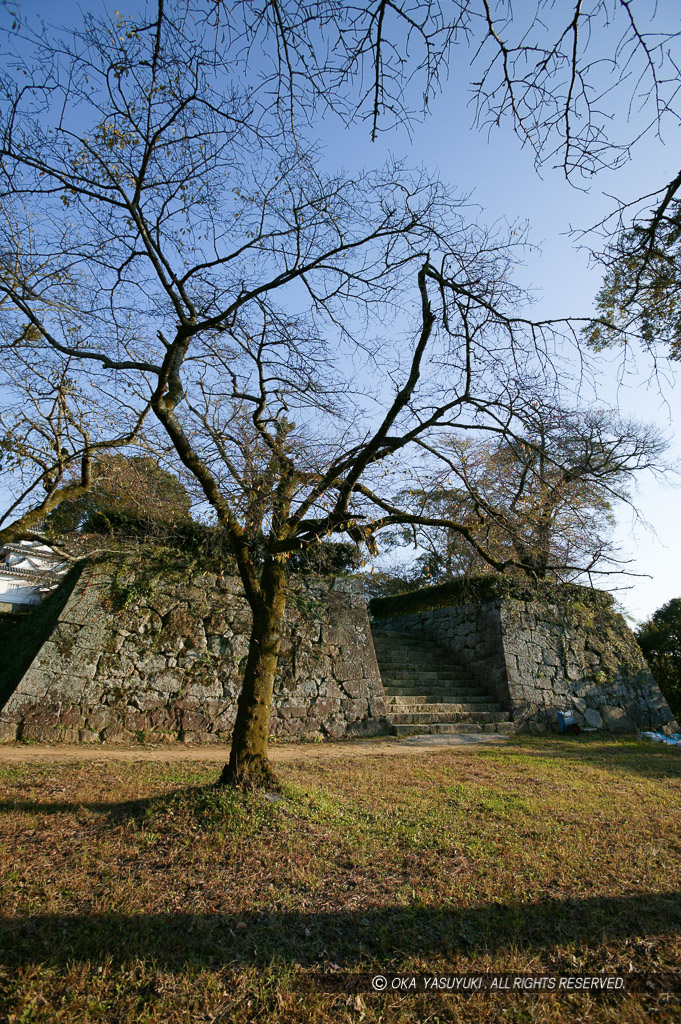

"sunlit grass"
[0,738,679,1022]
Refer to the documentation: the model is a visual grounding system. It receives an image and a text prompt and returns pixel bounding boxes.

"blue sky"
[8,0,681,623]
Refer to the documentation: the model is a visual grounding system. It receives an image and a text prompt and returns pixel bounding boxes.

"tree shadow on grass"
[0,786,203,822]
[1,892,679,972]
[505,738,681,782]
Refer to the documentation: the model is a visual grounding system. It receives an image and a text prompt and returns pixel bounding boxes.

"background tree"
[587,197,681,362]
[0,195,152,543]
[0,351,150,546]
[636,598,681,720]
[43,453,193,538]
[375,404,668,587]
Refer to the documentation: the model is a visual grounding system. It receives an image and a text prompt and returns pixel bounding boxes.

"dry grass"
[0,736,680,1023]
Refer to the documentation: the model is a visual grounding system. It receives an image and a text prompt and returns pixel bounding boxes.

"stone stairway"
[371,627,514,737]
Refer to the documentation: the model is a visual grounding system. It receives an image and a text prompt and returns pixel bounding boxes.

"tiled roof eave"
[0,565,65,583]
[1,543,63,560]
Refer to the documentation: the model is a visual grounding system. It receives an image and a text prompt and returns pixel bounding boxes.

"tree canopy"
[637,598,681,721]
[376,404,667,587]
[588,198,681,362]
[43,454,193,538]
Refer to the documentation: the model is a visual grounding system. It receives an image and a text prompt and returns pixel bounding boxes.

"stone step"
[377,660,449,667]
[383,684,490,697]
[373,648,455,662]
[388,710,511,725]
[374,659,461,671]
[372,629,439,643]
[378,664,471,675]
[385,688,491,696]
[380,674,473,686]
[379,664,464,672]
[372,640,450,653]
[378,666,466,677]
[374,651,461,661]
[383,694,493,705]
[391,721,516,737]
[385,692,497,703]
[373,633,447,643]
[385,700,504,713]
[375,655,464,666]
[372,626,513,738]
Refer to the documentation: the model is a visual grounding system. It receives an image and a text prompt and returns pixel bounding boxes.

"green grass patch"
[0,742,679,1022]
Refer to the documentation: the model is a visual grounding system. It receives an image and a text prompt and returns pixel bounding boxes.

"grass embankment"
[0,737,679,1023]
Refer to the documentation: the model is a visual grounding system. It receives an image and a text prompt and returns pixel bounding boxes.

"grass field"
[0,736,680,1023]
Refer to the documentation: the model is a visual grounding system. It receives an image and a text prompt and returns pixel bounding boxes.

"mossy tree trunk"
[219,556,288,788]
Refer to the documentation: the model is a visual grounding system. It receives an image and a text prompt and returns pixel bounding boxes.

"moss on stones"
[370,575,614,620]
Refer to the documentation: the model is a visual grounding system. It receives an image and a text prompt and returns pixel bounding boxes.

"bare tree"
[0,1,570,784]
[2,2,661,785]
[384,403,669,586]
[228,1,680,173]
[226,1,681,357]
[148,252,567,786]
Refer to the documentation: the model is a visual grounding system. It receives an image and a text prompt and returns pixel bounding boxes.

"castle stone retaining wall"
[1,564,676,744]
[0,563,387,744]
[498,598,675,734]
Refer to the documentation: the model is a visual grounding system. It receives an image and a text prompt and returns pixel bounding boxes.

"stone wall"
[499,598,676,734]
[2,563,676,744]
[372,588,677,735]
[0,561,388,744]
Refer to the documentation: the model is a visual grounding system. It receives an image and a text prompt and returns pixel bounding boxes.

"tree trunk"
[219,559,287,789]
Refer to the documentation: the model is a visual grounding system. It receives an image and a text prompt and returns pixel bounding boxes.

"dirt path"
[0,733,508,765]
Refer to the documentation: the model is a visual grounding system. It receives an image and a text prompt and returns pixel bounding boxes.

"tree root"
[218,752,279,791]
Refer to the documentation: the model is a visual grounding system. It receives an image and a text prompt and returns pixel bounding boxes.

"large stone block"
[97,653,135,678]
[102,726,136,744]
[78,728,101,743]
[134,653,170,676]
[148,706,180,731]
[184,679,224,699]
[600,705,637,733]
[72,620,111,651]
[0,721,18,742]
[180,709,210,733]
[6,669,55,703]
[584,707,604,729]
[86,707,116,731]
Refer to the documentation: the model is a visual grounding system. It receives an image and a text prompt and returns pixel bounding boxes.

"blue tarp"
[641,731,681,746]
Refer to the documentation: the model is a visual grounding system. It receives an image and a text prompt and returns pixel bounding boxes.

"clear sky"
[7,0,681,624]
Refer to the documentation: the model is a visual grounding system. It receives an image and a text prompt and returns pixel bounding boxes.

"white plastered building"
[0,541,69,610]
